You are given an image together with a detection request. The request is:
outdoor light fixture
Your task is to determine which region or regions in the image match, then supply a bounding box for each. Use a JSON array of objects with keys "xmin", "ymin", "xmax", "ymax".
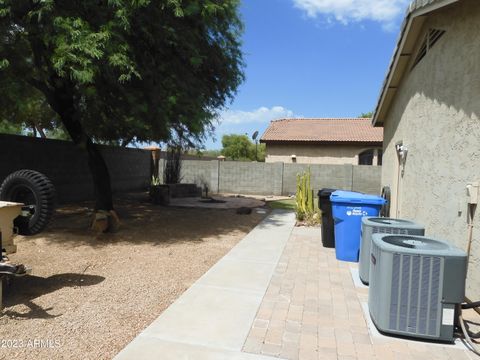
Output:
[{"xmin": 395, "ymin": 143, "xmax": 408, "ymax": 165}]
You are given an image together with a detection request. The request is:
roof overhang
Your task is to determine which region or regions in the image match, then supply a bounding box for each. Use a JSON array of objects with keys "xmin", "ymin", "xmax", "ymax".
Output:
[
  {"xmin": 372, "ymin": 0, "xmax": 459, "ymax": 126},
  {"xmin": 260, "ymin": 140, "xmax": 383, "ymax": 146}
]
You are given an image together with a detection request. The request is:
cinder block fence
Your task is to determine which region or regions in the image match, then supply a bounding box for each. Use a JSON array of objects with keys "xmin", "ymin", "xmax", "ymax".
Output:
[
  {"xmin": 159, "ymin": 159, "xmax": 382, "ymax": 196},
  {"xmin": 0, "ymin": 134, "xmax": 151, "ymax": 203}
]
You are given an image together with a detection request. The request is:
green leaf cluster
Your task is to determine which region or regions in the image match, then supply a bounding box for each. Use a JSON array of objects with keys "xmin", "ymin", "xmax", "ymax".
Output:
[
  {"xmin": 220, "ymin": 134, "xmax": 265, "ymax": 161},
  {"xmin": 0, "ymin": 0, "xmax": 245, "ymax": 146},
  {"xmin": 359, "ymin": 111, "xmax": 373, "ymax": 118},
  {"xmin": 0, "ymin": 84, "xmax": 63, "ymax": 137}
]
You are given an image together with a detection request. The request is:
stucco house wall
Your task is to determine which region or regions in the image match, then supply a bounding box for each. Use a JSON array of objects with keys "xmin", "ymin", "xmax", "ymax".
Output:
[
  {"xmin": 265, "ymin": 143, "xmax": 382, "ymax": 165},
  {"xmin": 381, "ymin": 0, "xmax": 480, "ymax": 300}
]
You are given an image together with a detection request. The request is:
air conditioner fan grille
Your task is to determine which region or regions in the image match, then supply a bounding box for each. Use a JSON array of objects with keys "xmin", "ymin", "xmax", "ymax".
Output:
[{"xmin": 389, "ymin": 254, "xmax": 442, "ymax": 336}]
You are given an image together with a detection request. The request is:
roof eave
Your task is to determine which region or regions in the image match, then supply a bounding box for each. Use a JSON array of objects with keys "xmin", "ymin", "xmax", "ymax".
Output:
[
  {"xmin": 260, "ymin": 140, "xmax": 383, "ymax": 145},
  {"xmin": 372, "ymin": 0, "xmax": 459, "ymax": 127}
]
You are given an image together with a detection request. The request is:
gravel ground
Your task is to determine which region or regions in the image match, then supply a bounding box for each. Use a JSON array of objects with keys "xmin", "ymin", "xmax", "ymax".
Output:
[{"xmin": 0, "ymin": 194, "xmax": 268, "ymax": 360}]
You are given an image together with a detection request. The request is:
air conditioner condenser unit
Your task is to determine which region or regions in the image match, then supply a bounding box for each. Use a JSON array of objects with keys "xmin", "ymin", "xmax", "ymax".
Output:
[
  {"xmin": 359, "ymin": 217, "xmax": 425, "ymax": 284},
  {"xmin": 368, "ymin": 234, "xmax": 467, "ymax": 342}
]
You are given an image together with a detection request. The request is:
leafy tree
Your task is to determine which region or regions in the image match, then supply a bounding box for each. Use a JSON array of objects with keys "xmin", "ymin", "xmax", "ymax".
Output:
[
  {"xmin": 0, "ymin": 119, "xmax": 23, "ymax": 135},
  {"xmin": 187, "ymin": 149, "xmax": 222, "ymax": 158},
  {"xmin": 203, "ymin": 150, "xmax": 222, "ymax": 157},
  {"xmin": 0, "ymin": 0, "xmax": 244, "ymax": 214},
  {"xmin": 359, "ymin": 111, "xmax": 373, "ymax": 118},
  {"xmin": 45, "ymin": 127, "xmax": 70, "ymax": 141},
  {"xmin": 0, "ymin": 86, "xmax": 62, "ymax": 137},
  {"xmin": 221, "ymin": 134, "xmax": 265, "ymax": 161},
  {"xmin": 256, "ymin": 142, "xmax": 266, "ymax": 162},
  {"xmin": 221, "ymin": 134, "xmax": 251, "ymax": 160}
]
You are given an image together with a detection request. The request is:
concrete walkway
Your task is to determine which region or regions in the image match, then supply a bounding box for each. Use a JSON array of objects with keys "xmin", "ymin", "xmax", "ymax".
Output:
[{"xmin": 115, "ymin": 210, "xmax": 296, "ymax": 360}]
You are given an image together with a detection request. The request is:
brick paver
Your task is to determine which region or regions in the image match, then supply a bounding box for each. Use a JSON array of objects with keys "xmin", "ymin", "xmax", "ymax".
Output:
[{"xmin": 242, "ymin": 226, "xmax": 473, "ymax": 360}]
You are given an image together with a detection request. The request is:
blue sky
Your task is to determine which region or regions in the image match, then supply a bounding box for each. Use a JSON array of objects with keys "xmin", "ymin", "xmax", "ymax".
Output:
[{"xmin": 204, "ymin": 0, "xmax": 410, "ymax": 149}]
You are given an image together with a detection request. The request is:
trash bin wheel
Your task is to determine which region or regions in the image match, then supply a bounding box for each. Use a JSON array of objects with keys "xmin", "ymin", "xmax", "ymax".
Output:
[{"xmin": 0, "ymin": 170, "xmax": 56, "ymax": 235}]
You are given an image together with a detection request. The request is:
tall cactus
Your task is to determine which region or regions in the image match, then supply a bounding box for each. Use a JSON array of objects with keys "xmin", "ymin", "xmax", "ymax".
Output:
[{"xmin": 295, "ymin": 167, "xmax": 315, "ymax": 221}]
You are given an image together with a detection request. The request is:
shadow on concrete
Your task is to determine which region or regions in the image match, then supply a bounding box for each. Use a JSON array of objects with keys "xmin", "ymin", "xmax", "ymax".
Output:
[{"xmin": 254, "ymin": 209, "xmax": 294, "ymax": 230}]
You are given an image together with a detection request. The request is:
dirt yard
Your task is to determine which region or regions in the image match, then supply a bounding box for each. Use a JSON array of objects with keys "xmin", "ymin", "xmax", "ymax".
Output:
[{"xmin": 0, "ymin": 193, "xmax": 268, "ymax": 360}]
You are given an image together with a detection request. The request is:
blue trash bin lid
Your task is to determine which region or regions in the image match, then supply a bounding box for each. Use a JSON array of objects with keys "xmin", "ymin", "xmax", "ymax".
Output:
[{"xmin": 330, "ymin": 190, "xmax": 386, "ymax": 205}]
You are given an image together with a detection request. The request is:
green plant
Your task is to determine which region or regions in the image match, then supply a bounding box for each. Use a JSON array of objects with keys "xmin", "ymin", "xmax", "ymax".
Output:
[
  {"xmin": 295, "ymin": 168, "xmax": 319, "ymax": 225},
  {"xmin": 151, "ymin": 176, "xmax": 161, "ymax": 186}
]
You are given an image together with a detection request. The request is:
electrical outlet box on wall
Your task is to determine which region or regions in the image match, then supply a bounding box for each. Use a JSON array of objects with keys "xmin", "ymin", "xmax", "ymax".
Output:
[{"xmin": 466, "ymin": 182, "xmax": 479, "ymax": 205}]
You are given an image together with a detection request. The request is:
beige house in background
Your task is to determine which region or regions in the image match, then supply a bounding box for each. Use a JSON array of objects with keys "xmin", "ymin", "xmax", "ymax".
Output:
[
  {"xmin": 261, "ymin": 118, "xmax": 383, "ymax": 165},
  {"xmin": 373, "ymin": 0, "xmax": 480, "ymax": 300}
]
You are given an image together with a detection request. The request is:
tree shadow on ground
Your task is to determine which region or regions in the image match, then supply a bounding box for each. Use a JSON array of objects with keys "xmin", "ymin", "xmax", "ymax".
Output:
[
  {"xmin": 254, "ymin": 209, "xmax": 294, "ymax": 229},
  {"xmin": 22, "ymin": 192, "xmax": 274, "ymax": 249},
  {"xmin": 2, "ymin": 273, "xmax": 105, "ymax": 319}
]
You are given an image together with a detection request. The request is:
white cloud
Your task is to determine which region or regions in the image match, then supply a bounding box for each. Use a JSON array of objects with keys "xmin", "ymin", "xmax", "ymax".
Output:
[
  {"xmin": 219, "ymin": 106, "xmax": 296, "ymax": 125},
  {"xmin": 292, "ymin": 0, "xmax": 410, "ymax": 27}
]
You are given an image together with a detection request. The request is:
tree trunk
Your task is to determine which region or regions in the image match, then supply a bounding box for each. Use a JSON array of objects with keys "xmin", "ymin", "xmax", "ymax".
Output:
[
  {"xmin": 85, "ymin": 138, "xmax": 114, "ymax": 211},
  {"xmin": 36, "ymin": 125, "xmax": 47, "ymax": 138},
  {"xmin": 47, "ymin": 87, "xmax": 114, "ymax": 212},
  {"xmin": 62, "ymin": 123, "xmax": 114, "ymax": 211}
]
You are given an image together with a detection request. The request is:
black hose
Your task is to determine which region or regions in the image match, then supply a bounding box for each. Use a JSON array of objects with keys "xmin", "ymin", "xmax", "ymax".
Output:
[{"xmin": 462, "ymin": 300, "xmax": 480, "ymax": 309}]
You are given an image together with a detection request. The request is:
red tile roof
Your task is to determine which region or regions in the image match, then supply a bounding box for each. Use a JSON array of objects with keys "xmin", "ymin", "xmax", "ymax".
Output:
[{"xmin": 260, "ymin": 118, "xmax": 383, "ymax": 143}]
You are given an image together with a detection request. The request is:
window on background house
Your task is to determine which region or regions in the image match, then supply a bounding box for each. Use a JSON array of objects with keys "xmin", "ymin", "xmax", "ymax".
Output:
[
  {"xmin": 358, "ymin": 149, "xmax": 374, "ymax": 165},
  {"xmin": 378, "ymin": 149, "xmax": 383, "ymax": 166}
]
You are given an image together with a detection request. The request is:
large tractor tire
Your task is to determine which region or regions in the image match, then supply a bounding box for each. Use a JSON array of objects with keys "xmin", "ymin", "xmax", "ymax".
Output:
[{"xmin": 0, "ymin": 170, "xmax": 56, "ymax": 235}]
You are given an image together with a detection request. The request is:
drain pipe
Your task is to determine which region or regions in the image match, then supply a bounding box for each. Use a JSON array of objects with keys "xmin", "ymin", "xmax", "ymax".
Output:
[
  {"xmin": 466, "ymin": 207, "xmax": 475, "ymax": 251},
  {"xmin": 463, "ymin": 201, "xmax": 479, "ymax": 317},
  {"xmin": 464, "ymin": 183, "xmax": 478, "ymax": 310},
  {"xmin": 394, "ymin": 142, "xmax": 407, "ymax": 217},
  {"xmin": 459, "ymin": 184, "xmax": 479, "ymax": 355}
]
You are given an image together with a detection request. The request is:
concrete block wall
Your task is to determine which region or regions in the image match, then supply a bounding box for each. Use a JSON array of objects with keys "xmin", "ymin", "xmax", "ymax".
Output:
[
  {"xmin": 0, "ymin": 134, "xmax": 150, "ymax": 203},
  {"xmin": 352, "ymin": 166, "xmax": 383, "ymax": 194},
  {"xmin": 218, "ymin": 162, "xmax": 284, "ymax": 195},
  {"xmin": 282, "ymin": 164, "xmax": 353, "ymax": 195},
  {"xmin": 102, "ymin": 146, "xmax": 151, "ymax": 192},
  {"xmin": 175, "ymin": 159, "xmax": 381, "ymax": 196},
  {"xmin": 180, "ymin": 160, "xmax": 213, "ymax": 189}
]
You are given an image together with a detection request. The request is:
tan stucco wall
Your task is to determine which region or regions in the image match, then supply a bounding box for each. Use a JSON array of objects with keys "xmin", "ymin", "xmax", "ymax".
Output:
[
  {"xmin": 265, "ymin": 143, "xmax": 381, "ymax": 165},
  {"xmin": 381, "ymin": 0, "xmax": 480, "ymax": 300}
]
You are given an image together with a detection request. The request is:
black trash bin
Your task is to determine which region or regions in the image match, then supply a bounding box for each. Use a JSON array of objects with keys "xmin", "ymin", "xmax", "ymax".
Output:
[{"xmin": 318, "ymin": 188, "xmax": 336, "ymax": 248}]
